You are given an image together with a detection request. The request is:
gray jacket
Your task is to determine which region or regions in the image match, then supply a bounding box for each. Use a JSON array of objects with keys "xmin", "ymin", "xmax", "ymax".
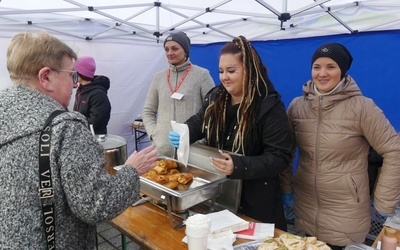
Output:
[
  {"xmin": 0, "ymin": 85, "xmax": 140, "ymax": 249},
  {"xmin": 142, "ymin": 60, "xmax": 215, "ymax": 157}
]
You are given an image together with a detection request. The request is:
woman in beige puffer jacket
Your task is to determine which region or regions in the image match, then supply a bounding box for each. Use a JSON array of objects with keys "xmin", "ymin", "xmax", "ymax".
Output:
[{"xmin": 287, "ymin": 43, "xmax": 400, "ymax": 248}]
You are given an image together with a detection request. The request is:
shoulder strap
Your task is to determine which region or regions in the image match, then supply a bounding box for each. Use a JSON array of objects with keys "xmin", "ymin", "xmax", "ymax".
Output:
[
  {"xmin": 38, "ymin": 109, "xmax": 66, "ymax": 250},
  {"xmin": 42, "ymin": 110, "xmax": 66, "ymax": 128}
]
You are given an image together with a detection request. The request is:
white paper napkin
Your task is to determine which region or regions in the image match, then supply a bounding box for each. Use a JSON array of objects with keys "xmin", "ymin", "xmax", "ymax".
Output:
[{"xmin": 171, "ymin": 121, "xmax": 190, "ymax": 167}]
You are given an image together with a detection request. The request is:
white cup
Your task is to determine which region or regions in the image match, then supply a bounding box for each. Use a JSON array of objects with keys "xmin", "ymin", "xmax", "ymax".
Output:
[{"xmin": 185, "ymin": 214, "xmax": 211, "ymax": 250}]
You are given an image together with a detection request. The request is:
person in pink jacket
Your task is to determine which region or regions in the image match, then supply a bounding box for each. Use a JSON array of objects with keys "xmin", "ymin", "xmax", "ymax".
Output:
[{"xmin": 286, "ymin": 43, "xmax": 400, "ymax": 249}]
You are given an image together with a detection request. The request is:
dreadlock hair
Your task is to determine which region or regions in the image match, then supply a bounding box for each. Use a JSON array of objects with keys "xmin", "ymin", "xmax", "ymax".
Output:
[{"xmin": 202, "ymin": 35, "xmax": 269, "ymax": 154}]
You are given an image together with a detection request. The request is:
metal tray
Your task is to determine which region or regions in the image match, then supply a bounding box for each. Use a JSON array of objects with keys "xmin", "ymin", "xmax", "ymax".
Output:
[
  {"xmin": 344, "ymin": 244, "xmax": 378, "ymax": 250},
  {"xmin": 188, "ymin": 143, "xmax": 242, "ymax": 213},
  {"xmin": 233, "ymin": 239, "xmax": 264, "ymax": 250},
  {"xmin": 140, "ymin": 157, "xmax": 227, "ymax": 213},
  {"xmin": 232, "ymin": 240, "xmax": 379, "ymax": 250}
]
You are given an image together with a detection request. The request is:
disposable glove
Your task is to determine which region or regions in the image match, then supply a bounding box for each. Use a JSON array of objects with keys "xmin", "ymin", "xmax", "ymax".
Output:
[
  {"xmin": 378, "ymin": 209, "xmax": 398, "ymax": 218},
  {"xmin": 282, "ymin": 193, "xmax": 294, "ymax": 222},
  {"xmin": 168, "ymin": 131, "xmax": 180, "ymax": 148}
]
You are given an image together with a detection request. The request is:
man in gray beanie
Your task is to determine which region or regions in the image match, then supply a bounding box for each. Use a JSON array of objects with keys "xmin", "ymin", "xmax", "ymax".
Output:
[
  {"xmin": 143, "ymin": 31, "xmax": 215, "ymax": 157},
  {"xmin": 164, "ymin": 31, "xmax": 191, "ymax": 58}
]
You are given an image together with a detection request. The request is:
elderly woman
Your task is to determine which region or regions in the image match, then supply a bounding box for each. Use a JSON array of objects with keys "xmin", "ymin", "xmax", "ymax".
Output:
[
  {"xmin": 0, "ymin": 32, "xmax": 157, "ymax": 249},
  {"xmin": 286, "ymin": 43, "xmax": 400, "ymax": 249}
]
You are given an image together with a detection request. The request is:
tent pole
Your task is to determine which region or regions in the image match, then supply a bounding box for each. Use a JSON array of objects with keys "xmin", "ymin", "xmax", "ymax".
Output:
[
  {"xmin": 283, "ymin": 0, "xmax": 287, "ymax": 13},
  {"xmin": 314, "ymin": 0, "xmax": 355, "ymax": 33},
  {"xmin": 290, "ymin": 0, "xmax": 331, "ymax": 16},
  {"xmin": 292, "ymin": 2, "xmax": 359, "ymax": 17},
  {"xmin": 255, "ymin": 0, "xmax": 281, "ymax": 17},
  {"xmin": 160, "ymin": 1, "xmax": 234, "ymax": 39}
]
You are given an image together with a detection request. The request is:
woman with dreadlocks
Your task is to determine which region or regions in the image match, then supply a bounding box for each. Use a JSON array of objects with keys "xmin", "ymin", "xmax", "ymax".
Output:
[{"xmin": 169, "ymin": 36, "xmax": 293, "ymax": 230}]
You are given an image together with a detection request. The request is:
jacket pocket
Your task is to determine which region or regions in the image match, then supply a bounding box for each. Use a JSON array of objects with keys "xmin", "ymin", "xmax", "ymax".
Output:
[{"xmin": 346, "ymin": 174, "xmax": 360, "ymax": 203}]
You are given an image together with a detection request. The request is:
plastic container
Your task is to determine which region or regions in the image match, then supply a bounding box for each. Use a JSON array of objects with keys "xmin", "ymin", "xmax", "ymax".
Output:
[
  {"xmin": 185, "ymin": 214, "xmax": 211, "ymax": 250},
  {"xmin": 394, "ymin": 202, "xmax": 400, "ymax": 223},
  {"xmin": 381, "ymin": 227, "xmax": 397, "ymax": 250}
]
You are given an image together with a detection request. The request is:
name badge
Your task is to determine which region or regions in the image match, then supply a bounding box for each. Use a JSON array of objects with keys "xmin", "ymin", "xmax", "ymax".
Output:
[{"xmin": 171, "ymin": 92, "xmax": 184, "ymax": 100}]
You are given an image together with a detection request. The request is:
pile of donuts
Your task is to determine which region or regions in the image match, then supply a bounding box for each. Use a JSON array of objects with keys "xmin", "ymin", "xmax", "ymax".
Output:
[{"xmin": 142, "ymin": 159, "xmax": 194, "ymax": 190}]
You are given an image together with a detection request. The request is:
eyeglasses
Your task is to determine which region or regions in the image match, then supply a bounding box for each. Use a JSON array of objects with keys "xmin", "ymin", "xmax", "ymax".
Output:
[
  {"xmin": 52, "ymin": 69, "xmax": 78, "ymax": 84},
  {"xmin": 59, "ymin": 70, "xmax": 78, "ymax": 84}
]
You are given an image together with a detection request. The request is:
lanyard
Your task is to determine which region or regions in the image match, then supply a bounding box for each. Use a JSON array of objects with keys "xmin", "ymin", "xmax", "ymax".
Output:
[
  {"xmin": 39, "ymin": 110, "xmax": 66, "ymax": 250},
  {"xmin": 167, "ymin": 64, "xmax": 192, "ymax": 94}
]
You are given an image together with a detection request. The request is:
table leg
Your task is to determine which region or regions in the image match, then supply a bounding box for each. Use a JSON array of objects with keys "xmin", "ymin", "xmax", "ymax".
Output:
[
  {"xmin": 121, "ymin": 233, "xmax": 127, "ymax": 250},
  {"xmin": 134, "ymin": 128, "xmax": 138, "ymax": 151}
]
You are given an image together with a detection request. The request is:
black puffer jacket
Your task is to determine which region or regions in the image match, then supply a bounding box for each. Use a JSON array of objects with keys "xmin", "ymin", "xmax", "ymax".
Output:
[
  {"xmin": 186, "ymin": 85, "xmax": 293, "ymax": 230},
  {"xmin": 74, "ymin": 75, "xmax": 111, "ymax": 134}
]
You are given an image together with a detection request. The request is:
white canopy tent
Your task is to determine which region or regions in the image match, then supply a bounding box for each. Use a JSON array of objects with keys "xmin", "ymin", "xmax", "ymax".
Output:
[
  {"xmin": 0, "ymin": 0, "xmax": 399, "ymax": 154},
  {"xmin": 0, "ymin": 0, "xmax": 400, "ymax": 43}
]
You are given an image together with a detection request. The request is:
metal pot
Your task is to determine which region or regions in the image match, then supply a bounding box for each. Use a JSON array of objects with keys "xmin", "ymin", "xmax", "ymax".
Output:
[{"xmin": 96, "ymin": 134, "xmax": 127, "ymax": 175}]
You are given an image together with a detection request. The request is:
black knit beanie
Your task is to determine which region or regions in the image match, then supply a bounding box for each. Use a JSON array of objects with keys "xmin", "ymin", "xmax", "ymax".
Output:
[
  {"xmin": 164, "ymin": 31, "xmax": 191, "ymax": 57},
  {"xmin": 311, "ymin": 43, "xmax": 353, "ymax": 78}
]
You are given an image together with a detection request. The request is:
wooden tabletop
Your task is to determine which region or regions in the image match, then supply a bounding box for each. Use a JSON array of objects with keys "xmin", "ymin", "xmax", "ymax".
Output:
[
  {"xmin": 130, "ymin": 121, "xmax": 145, "ymax": 130},
  {"xmin": 109, "ymin": 202, "xmax": 286, "ymax": 250}
]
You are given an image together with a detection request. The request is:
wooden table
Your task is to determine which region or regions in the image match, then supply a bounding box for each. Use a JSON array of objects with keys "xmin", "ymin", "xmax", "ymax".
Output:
[{"xmin": 109, "ymin": 202, "xmax": 286, "ymax": 250}]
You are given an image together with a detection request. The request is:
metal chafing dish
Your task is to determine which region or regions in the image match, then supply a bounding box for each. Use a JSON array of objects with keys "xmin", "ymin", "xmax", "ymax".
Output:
[
  {"xmin": 139, "ymin": 143, "xmax": 242, "ymax": 229},
  {"xmin": 140, "ymin": 157, "xmax": 226, "ymax": 212},
  {"xmin": 187, "ymin": 143, "xmax": 242, "ymax": 214}
]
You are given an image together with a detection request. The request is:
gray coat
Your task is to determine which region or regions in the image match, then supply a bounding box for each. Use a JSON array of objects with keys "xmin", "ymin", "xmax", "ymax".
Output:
[
  {"xmin": 0, "ymin": 85, "xmax": 140, "ymax": 249},
  {"xmin": 142, "ymin": 60, "xmax": 215, "ymax": 157}
]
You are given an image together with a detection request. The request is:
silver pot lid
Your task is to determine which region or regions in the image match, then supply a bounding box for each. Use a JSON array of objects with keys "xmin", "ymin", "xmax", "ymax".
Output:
[{"xmin": 95, "ymin": 134, "xmax": 126, "ymax": 149}]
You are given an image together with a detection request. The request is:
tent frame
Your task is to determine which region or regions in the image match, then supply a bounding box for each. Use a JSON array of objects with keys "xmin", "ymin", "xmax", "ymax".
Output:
[{"xmin": 0, "ymin": 0, "xmax": 399, "ymax": 43}]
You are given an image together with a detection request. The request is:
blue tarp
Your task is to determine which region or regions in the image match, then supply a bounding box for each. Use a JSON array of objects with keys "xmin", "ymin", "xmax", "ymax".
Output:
[{"xmin": 191, "ymin": 30, "xmax": 400, "ymax": 132}]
